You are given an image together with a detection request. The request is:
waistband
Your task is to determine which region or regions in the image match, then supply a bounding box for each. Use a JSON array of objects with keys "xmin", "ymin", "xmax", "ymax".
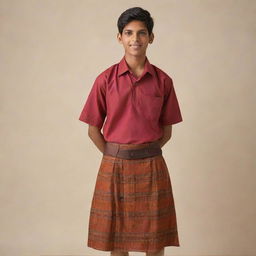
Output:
[
  {"xmin": 103, "ymin": 140, "xmax": 162, "ymax": 160},
  {"xmin": 105, "ymin": 139, "xmax": 160, "ymax": 148}
]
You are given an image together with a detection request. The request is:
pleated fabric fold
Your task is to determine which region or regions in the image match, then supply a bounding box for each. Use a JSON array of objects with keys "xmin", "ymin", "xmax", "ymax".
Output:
[{"xmin": 87, "ymin": 143, "xmax": 180, "ymax": 253}]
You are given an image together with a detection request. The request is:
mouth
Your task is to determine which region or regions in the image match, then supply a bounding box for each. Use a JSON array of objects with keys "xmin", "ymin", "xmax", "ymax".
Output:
[{"xmin": 130, "ymin": 44, "xmax": 142, "ymax": 49}]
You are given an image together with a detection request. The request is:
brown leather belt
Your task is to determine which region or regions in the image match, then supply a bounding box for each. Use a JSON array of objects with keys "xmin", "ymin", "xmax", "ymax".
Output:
[{"xmin": 103, "ymin": 141, "xmax": 162, "ymax": 159}]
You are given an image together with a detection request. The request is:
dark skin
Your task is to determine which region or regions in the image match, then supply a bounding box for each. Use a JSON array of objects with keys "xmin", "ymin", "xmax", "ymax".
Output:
[{"xmin": 88, "ymin": 20, "xmax": 172, "ymax": 153}]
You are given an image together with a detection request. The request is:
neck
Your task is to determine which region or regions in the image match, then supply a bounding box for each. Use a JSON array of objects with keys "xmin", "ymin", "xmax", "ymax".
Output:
[{"xmin": 124, "ymin": 54, "xmax": 146, "ymax": 70}]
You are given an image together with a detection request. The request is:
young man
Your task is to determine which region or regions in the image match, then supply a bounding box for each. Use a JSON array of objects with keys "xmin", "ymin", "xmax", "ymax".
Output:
[{"xmin": 79, "ymin": 7, "xmax": 183, "ymax": 256}]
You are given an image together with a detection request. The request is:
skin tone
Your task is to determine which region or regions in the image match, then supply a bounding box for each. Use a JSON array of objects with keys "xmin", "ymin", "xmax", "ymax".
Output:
[
  {"xmin": 117, "ymin": 20, "xmax": 154, "ymax": 77},
  {"xmin": 88, "ymin": 20, "xmax": 172, "ymax": 153}
]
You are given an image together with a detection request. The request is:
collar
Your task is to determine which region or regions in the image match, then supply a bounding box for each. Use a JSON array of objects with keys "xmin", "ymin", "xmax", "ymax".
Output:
[{"xmin": 117, "ymin": 55, "xmax": 155, "ymax": 77}]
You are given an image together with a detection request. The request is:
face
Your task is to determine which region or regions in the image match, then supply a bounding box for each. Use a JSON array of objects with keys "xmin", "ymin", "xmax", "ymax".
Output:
[{"xmin": 117, "ymin": 20, "xmax": 154, "ymax": 57}]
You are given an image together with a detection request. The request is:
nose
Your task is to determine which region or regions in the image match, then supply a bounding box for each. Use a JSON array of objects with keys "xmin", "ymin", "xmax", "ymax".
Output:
[{"xmin": 132, "ymin": 33, "xmax": 139, "ymax": 41}]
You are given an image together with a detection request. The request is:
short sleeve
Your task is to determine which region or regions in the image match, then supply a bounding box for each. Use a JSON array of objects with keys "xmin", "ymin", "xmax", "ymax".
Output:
[
  {"xmin": 159, "ymin": 76, "xmax": 183, "ymax": 125},
  {"xmin": 78, "ymin": 73, "xmax": 107, "ymax": 129}
]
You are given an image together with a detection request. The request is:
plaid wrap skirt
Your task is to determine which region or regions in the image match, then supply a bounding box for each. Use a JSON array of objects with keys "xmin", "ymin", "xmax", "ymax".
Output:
[{"xmin": 87, "ymin": 142, "xmax": 180, "ymax": 252}]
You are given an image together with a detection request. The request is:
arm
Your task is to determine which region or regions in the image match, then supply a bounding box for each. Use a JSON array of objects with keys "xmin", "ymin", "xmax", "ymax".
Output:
[
  {"xmin": 157, "ymin": 125, "xmax": 172, "ymax": 148},
  {"xmin": 88, "ymin": 125, "xmax": 106, "ymax": 153}
]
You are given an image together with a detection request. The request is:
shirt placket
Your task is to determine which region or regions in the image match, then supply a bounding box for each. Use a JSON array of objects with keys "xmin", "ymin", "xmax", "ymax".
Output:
[{"xmin": 127, "ymin": 72, "xmax": 139, "ymax": 104}]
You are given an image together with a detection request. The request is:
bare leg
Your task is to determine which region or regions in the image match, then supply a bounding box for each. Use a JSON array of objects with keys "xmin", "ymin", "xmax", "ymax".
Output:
[
  {"xmin": 110, "ymin": 250, "xmax": 129, "ymax": 256},
  {"xmin": 146, "ymin": 247, "xmax": 164, "ymax": 256}
]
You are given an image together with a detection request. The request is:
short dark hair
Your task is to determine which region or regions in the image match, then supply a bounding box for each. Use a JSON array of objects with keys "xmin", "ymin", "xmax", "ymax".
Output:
[{"xmin": 117, "ymin": 7, "xmax": 154, "ymax": 36}]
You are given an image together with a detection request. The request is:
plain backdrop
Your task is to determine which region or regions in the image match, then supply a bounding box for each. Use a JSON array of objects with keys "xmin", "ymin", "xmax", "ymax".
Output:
[{"xmin": 0, "ymin": 0, "xmax": 255, "ymax": 256}]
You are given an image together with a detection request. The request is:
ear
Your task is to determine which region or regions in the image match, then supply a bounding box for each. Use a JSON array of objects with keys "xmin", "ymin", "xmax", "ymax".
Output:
[
  {"xmin": 149, "ymin": 32, "xmax": 154, "ymax": 44},
  {"xmin": 117, "ymin": 32, "xmax": 122, "ymax": 44}
]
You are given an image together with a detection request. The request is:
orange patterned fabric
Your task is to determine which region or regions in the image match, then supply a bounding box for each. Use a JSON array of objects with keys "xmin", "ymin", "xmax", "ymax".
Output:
[{"xmin": 87, "ymin": 142, "xmax": 180, "ymax": 252}]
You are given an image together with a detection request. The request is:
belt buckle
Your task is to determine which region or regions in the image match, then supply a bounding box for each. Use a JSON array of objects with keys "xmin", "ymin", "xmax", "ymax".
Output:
[
  {"xmin": 129, "ymin": 150, "xmax": 135, "ymax": 157},
  {"xmin": 128, "ymin": 147, "xmax": 149, "ymax": 159}
]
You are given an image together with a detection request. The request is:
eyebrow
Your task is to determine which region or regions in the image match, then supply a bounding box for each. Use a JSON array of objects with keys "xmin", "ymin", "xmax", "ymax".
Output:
[{"xmin": 124, "ymin": 29, "xmax": 147, "ymax": 32}]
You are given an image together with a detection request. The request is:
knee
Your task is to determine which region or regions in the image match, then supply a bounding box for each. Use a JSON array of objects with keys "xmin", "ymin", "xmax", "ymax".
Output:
[
  {"xmin": 111, "ymin": 250, "xmax": 129, "ymax": 256},
  {"xmin": 146, "ymin": 247, "xmax": 164, "ymax": 256}
]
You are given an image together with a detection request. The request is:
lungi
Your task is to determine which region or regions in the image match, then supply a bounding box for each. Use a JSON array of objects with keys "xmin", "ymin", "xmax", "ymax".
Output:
[{"xmin": 87, "ymin": 141, "xmax": 180, "ymax": 252}]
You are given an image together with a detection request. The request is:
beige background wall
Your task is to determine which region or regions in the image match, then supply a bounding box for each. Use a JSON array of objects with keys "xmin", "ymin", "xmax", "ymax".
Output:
[{"xmin": 0, "ymin": 0, "xmax": 255, "ymax": 256}]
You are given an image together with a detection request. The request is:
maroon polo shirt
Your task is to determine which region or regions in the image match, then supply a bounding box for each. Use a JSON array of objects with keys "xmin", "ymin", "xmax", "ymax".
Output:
[{"xmin": 78, "ymin": 55, "xmax": 183, "ymax": 144}]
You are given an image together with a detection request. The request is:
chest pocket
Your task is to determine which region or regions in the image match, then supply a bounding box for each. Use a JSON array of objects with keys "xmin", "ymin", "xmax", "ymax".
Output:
[{"xmin": 138, "ymin": 93, "xmax": 164, "ymax": 121}]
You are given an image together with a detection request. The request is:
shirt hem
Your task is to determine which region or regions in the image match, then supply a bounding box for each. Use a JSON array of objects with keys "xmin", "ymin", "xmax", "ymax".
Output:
[{"xmin": 78, "ymin": 117, "xmax": 103, "ymax": 129}]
